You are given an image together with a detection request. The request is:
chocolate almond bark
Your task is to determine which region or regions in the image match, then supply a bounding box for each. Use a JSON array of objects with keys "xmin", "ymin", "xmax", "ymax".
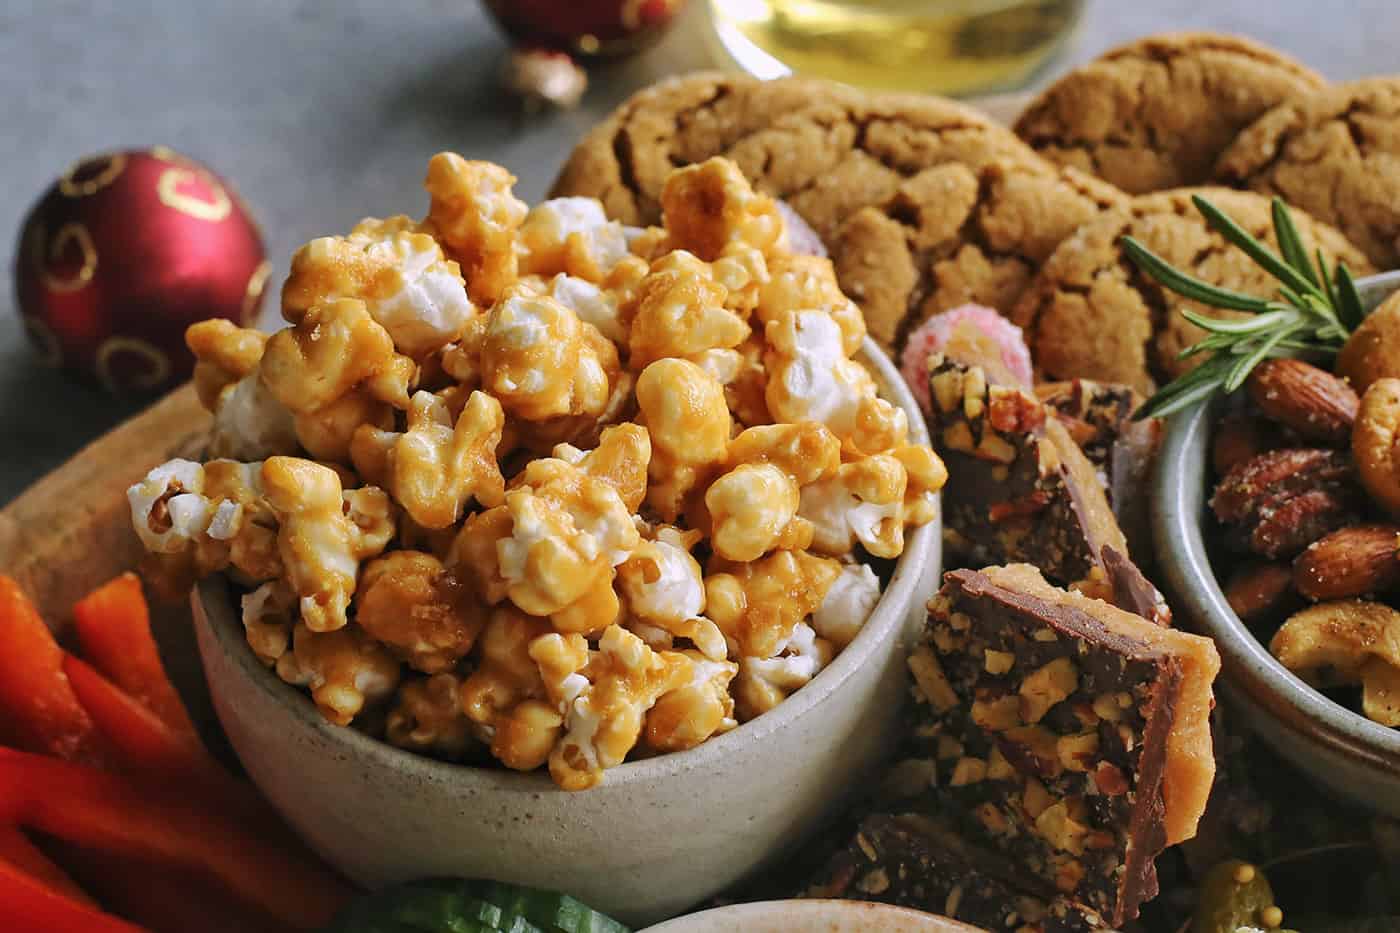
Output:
[
  {"xmin": 927, "ymin": 355, "xmax": 1169, "ymax": 625},
  {"xmin": 1037, "ymin": 379, "xmax": 1162, "ymax": 573},
  {"xmin": 908, "ymin": 564, "xmax": 1220, "ymax": 926},
  {"xmin": 809, "ymin": 813, "xmax": 1108, "ymax": 932}
]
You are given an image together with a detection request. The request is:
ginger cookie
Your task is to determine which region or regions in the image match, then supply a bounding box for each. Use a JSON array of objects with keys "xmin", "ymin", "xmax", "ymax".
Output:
[
  {"xmin": 1015, "ymin": 33, "xmax": 1324, "ymax": 195},
  {"xmin": 1215, "ymin": 77, "xmax": 1400, "ymax": 269},
  {"xmin": 551, "ymin": 72, "xmax": 1128, "ymax": 351},
  {"xmin": 1010, "ymin": 188, "xmax": 1372, "ymax": 394}
]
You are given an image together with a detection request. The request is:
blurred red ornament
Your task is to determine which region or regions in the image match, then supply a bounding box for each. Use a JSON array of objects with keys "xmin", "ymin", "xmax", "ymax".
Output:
[
  {"xmin": 12, "ymin": 147, "xmax": 268, "ymax": 395},
  {"xmin": 483, "ymin": 0, "xmax": 686, "ymax": 58}
]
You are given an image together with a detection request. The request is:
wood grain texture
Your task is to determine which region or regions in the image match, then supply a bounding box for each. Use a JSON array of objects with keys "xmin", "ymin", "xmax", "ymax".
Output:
[{"xmin": 0, "ymin": 383, "xmax": 208, "ymax": 623}]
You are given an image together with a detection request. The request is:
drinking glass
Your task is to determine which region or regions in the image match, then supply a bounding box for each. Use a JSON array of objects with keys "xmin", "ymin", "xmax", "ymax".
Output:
[{"xmin": 706, "ymin": 0, "xmax": 1085, "ymax": 96}]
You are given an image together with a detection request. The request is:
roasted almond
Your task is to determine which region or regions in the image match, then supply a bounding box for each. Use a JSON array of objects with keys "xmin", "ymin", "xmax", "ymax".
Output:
[
  {"xmin": 1246, "ymin": 358, "xmax": 1359, "ymax": 445},
  {"xmin": 1223, "ymin": 561, "xmax": 1299, "ymax": 624},
  {"xmin": 1211, "ymin": 411, "xmax": 1285, "ymax": 477},
  {"xmin": 1293, "ymin": 524, "xmax": 1400, "ymax": 601}
]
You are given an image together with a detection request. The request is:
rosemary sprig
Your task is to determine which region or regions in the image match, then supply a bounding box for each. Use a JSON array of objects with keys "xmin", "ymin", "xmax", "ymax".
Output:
[{"xmin": 1124, "ymin": 195, "xmax": 1363, "ymax": 420}]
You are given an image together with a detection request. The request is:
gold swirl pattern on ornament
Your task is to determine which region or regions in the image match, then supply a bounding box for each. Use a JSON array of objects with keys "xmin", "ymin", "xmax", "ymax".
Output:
[
  {"xmin": 59, "ymin": 153, "xmax": 128, "ymax": 198},
  {"xmin": 21, "ymin": 314, "xmax": 63, "ymax": 368},
  {"xmin": 241, "ymin": 260, "xmax": 273, "ymax": 323},
  {"xmin": 95, "ymin": 336, "xmax": 171, "ymax": 394},
  {"xmin": 156, "ymin": 167, "xmax": 232, "ymax": 222},
  {"xmin": 36, "ymin": 222, "xmax": 98, "ymax": 294},
  {"xmin": 150, "ymin": 145, "xmax": 185, "ymax": 164}
]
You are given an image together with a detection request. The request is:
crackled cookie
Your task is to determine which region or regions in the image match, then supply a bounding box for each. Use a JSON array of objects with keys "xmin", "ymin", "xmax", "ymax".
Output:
[
  {"xmin": 1010, "ymin": 188, "xmax": 1372, "ymax": 394},
  {"xmin": 1015, "ymin": 33, "xmax": 1324, "ymax": 194},
  {"xmin": 551, "ymin": 73, "xmax": 1128, "ymax": 351},
  {"xmin": 1215, "ymin": 77, "xmax": 1400, "ymax": 269}
]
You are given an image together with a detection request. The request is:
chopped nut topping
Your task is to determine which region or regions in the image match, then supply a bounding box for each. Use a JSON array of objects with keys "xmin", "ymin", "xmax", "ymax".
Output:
[
  {"xmin": 1019, "ymin": 657, "xmax": 1078, "ymax": 723},
  {"xmin": 949, "ymin": 757, "xmax": 988, "ymax": 786},
  {"xmin": 909, "ymin": 646, "xmax": 960, "ymax": 712},
  {"xmin": 984, "ymin": 649, "xmax": 1015, "ymax": 674}
]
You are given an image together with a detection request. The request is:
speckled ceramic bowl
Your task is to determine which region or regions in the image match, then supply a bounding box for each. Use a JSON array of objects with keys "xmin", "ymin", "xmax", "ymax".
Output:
[
  {"xmin": 639, "ymin": 899, "xmax": 979, "ymax": 932},
  {"xmin": 192, "ymin": 339, "xmax": 941, "ymax": 929},
  {"xmin": 1152, "ymin": 270, "xmax": 1400, "ymax": 817}
]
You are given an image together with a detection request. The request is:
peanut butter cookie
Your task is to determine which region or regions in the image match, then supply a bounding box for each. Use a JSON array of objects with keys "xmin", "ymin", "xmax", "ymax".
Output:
[
  {"xmin": 551, "ymin": 73, "xmax": 1128, "ymax": 351},
  {"xmin": 1215, "ymin": 77, "xmax": 1400, "ymax": 269},
  {"xmin": 1015, "ymin": 33, "xmax": 1324, "ymax": 195},
  {"xmin": 1010, "ymin": 188, "xmax": 1372, "ymax": 394}
]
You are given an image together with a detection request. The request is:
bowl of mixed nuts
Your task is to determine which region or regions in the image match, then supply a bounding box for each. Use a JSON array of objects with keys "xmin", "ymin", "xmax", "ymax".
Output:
[{"xmin": 1154, "ymin": 263, "xmax": 1400, "ymax": 817}]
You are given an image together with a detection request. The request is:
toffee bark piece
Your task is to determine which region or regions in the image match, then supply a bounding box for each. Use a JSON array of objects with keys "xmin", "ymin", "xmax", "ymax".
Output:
[
  {"xmin": 1037, "ymin": 380, "xmax": 1162, "ymax": 574},
  {"xmin": 927, "ymin": 356, "xmax": 1166, "ymax": 623},
  {"xmin": 909, "ymin": 565, "xmax": 1220, "ymax": 926},
  {"xmin": 809, "ymin": 813, "xmax": 1108, "ymax": 933}
]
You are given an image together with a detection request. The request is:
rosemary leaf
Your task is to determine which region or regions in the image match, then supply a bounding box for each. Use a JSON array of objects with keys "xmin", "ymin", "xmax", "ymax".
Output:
[
  {"xmin": 1134, "ymin": 360, "xmax": 1230, "ymax": 420},
  {"xmin": 1318, "ymin": 248, "xmax": 1340, "ymax": 309},
  {"xmin": 1179, "ymin": 308, "xmax": 1296, "ymax": 335},
  {"xmin": 1121, "ymin": 236, "xmax": 1273, "ymax": 311},
  {"xmin": 1272, "ymin": 197, "xmax": 1321, "ymax": 288},
  {"xmin": 1337, "ymin": 263, "xmax": 1366, "ymax": 331},
  {"xmin": 1192, "ymin": 195, "xmax": 1328, "ymax": 304},
  {"xmin": 1127, "ymin": 195, "xmax": 1361, "ymax": 419},
  {"xmin": 1223, "ymin": 324, "xmax": 1298, "ymax": 392}
]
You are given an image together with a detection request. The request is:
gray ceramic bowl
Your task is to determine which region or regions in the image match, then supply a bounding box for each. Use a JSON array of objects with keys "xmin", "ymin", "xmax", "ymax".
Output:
[
  {"xmin": 639, "ymin": 899, "xmax": 979, "ymax": 932},
  {"xmin": 192, "ymin": 338, "xmax": 941, "ymax": 929},
  {"xmin": 1153, "ymin": 270, "xmax": 1400, "ymax": 817}
]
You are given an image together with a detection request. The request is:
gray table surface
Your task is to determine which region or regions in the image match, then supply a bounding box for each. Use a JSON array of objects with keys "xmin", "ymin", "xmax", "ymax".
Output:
[{"xmin": 3, "ymin": 0, "xmax": 1398, "ymax": 505}]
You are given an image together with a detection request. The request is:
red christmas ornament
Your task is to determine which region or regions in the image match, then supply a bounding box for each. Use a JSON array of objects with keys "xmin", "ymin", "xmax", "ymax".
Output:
[
  {"xmin": 483, "ymin": 0, "xmax": 686, "ymax": 58},
  {"xmin": 13, "ymin": 147, "xmax": 268, "ymax": 395}
]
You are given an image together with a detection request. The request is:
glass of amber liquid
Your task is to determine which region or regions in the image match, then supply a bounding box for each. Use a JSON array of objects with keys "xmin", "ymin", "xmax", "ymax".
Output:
[{"xmin": 706, "ymin": 0, "xmax": 1084, "ymax": 96}]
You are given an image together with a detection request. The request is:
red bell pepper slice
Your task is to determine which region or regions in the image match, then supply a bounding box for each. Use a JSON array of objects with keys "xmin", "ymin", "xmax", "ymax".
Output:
[
  {"xmin": 0, "ymin": 854, "xmax": 147, "ymax": 933},
  {"xmin": 57, "ymin": 846, "xmax": 298, "ymax": 933},
  {"xmin": 0, "ymin": 748, "xmax": 351, "ymax": 930},
  {"xmin": 71, "ymin": 574, "xmax": 197, "ymax": 737},
  {"xmin": 0, "ymin": 823, "xmax": 93, "ymax": 905},
  {"xmin": 0, "ymin": 576, "xmax": 109, "ymax": 764}
]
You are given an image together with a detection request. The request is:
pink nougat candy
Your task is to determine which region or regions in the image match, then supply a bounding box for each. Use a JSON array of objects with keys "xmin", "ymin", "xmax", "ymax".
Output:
[
  {"xmin": 900, "ymin": 305, "xmax": 1034, "ymax": 414},
  {"xmin": 775, "ymin": 200, "xmax": 826, "ymax": 258}
]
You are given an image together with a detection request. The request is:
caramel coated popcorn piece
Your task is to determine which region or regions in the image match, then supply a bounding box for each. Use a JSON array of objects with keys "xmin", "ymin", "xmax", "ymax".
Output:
[
  {"xmin": 497, "ymin": 453, "xmax": 640, "ymax": 631},
  {"xmin": 355, "ymin": 551, "xmax": 485, "ymax": 674},
  {"xmin": 644, "ymin": 651, "xmax": 738, "ymax": 752},
  {"xmin": 260, "ymin": 457, "xmax": 363, "ymax": 633},
  {"xmin": 518, "ymin": 197, "xmax": 631, "ymax": 283},
  {"xmin": 481, "ymin": 287, "xmax": 615, "ymax": 422},
  {"xmin": 705, "ymin": 463, "xmax": 810, "ymax": 562},
  {"xmin": 635, "ymin": 358, "xmax": 731, "ymax": 521},
  {"xmin": 549, "ymin": 624, "xmax": 692, "ymax": 790},
  {"xmin": 276, "ymin": 621, "xmax": 400, "ymax": 726},
  {"xmin": 260, "ymin": 297, "xmax": 413, "ymax": 416},
  {"xmin": 705, "ymin": 549, "xmax": 841, "ymax": 660},
  {"xmin": 423, "ymin": 153, "xmax": 526, "ymax": 305},
  {"xmin": 660, "ymin": 157, "xmax": 786, "ymax": 261},
  {"xmin": 352, "ymin": 389, "xmax": 505, "ymax": 530},
  {"xmin": 187, "ymin": 318, "xmax": 267, "ymax": 410},
  {"xmin": 282, "ymin": 215, "xmax": 477, "ymax": 358},
  {"xmin": 387, "ymin": 672, "xmax": 475, "ymax": 760},
  {"xmin": 627, "ymin": 251, "xmax": 750, "ymax": 371}
]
